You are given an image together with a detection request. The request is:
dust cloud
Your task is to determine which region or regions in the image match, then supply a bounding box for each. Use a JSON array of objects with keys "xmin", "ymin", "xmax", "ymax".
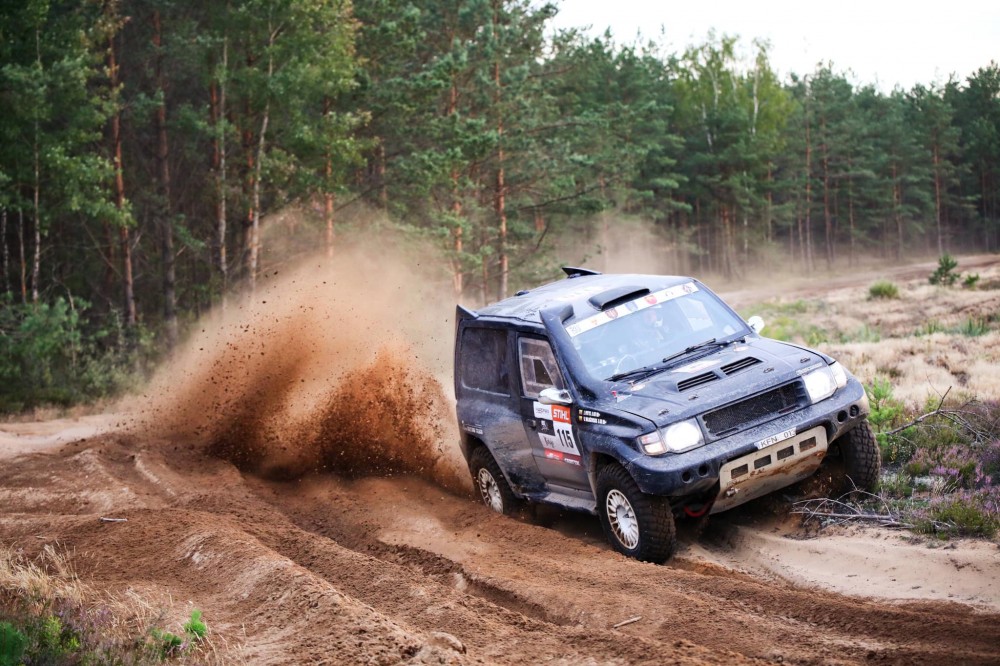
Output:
[{"xmin": 131, "ymin": 243, "xmax": 470, "ymax": 492}]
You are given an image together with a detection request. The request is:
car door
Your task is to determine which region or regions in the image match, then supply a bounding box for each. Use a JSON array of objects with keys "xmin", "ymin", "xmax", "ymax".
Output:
[
  {"xmin": 455, "ymin": 324, "xmax": 545, "ymax": 493},
  {"xmin": 516, "ymin": 335, "xmax": 590, "ymax": 492}
]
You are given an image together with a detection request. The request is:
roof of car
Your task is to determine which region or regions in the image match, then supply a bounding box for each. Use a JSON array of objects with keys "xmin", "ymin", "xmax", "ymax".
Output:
[{"xmin": 473, "ymin": 271, "xmax": 695, "ymax": 325}]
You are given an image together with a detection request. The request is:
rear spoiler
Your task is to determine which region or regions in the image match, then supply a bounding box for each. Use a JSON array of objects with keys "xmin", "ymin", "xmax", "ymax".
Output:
[{"xmin": 562, "ymin": 266, "xmax": 601, "ymax": 278}]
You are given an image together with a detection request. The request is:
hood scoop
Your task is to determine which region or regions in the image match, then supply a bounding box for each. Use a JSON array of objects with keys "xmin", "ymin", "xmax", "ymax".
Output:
[
  {"xmin": 721, "ymin": 356, "xmax": 762, "ymax": 375},
  {"xmin": 677, "ymin": 372, "xmax": 719, "ymax": 392}
]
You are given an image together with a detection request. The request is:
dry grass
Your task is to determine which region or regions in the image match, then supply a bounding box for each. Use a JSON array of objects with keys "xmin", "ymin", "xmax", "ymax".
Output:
[
  {"xmin": 744, "ymin": 261, "xmax": 1000, "ymax": 407},
  {"xmin": 0, "ymin": 545, "xmax": 241, "ymax": 664}
]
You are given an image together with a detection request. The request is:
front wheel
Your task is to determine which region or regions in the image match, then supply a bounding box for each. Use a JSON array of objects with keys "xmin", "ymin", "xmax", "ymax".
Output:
[
  {"xmin": 836, "ymin": 420, "xmax": 881, "ymax": 493},
  {"xmin": 469, "ymin": 446, "xmax": 520, "ymax": 516},
  {"xmin": 596, "ymin": 464, "xmax": 676, "ymax": 563}
]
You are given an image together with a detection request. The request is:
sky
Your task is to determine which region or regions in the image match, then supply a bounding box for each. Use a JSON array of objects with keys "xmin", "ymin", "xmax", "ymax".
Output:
[{"xmin": 545, "ymin": 0, "xmax": 1000, "ymax": 91}]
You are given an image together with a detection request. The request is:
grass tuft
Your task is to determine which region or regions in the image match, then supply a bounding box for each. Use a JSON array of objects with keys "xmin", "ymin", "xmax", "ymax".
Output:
[{"xmin": 868, "ymin": 280, "xmax": 899, "ymax": 300}]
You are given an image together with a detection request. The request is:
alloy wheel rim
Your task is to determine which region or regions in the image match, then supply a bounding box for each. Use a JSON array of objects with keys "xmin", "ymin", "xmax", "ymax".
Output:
[
  {"xmin": 478, "ymin": 468, "xmax": 503, "ymax": 513},
  {"xmin": 606, "ymin": 489, "xmax": 639, "ymax": 549}
]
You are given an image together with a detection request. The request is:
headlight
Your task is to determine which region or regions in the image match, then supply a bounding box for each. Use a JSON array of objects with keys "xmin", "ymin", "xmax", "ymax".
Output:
[
  {"xmin": 830, "ymin": 361, "xmax": 848, "ymax": 388},
  {"xmin": 662, "ymin": 419, "xmax": 705, "ymax": 453},
  {"xmin": 803, "ymin": 365, "xmax": 837, "ymax": 403},
  {"xmin": 637, "ymin": 419, "xmax": 705, "ymax": 455}
]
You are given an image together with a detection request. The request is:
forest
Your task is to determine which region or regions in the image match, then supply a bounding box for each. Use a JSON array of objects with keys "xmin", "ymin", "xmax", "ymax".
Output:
[{"xmin": 1, "ymin": 0, "xmax": 999, "ymax": 410}]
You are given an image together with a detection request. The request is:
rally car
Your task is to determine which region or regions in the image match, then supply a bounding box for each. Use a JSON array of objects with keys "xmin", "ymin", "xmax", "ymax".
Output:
[{"xmin": 454, "ymin": 268, "xmax": 880, "ymax": 562}]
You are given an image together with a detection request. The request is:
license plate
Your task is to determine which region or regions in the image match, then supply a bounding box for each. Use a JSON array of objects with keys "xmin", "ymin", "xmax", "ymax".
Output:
[{"xmin": 753, "ymin": 427, "xmax": 796, "ymax": 450}]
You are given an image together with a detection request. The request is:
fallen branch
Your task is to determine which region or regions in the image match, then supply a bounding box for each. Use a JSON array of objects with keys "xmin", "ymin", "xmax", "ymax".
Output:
[
  {"xmin": 99, "ymin": 517, "xmax": 128, "ymax": 523},
  {"xmin": 612, "ymin": 616, "xmax": 642, "ymax": 629},
  {"xmin": 882, "ymin": 386, "xmax": 951, "ymax": 436},
  {"xmin": 790, "ymin": 509, "xmax": 912, "ymax": 528}
]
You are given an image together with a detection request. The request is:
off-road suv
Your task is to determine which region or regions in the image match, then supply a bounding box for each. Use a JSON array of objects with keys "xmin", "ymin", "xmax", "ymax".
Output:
[{"xmin": 454, "ymin": 268, "xmax": 879, "ymax": 563}]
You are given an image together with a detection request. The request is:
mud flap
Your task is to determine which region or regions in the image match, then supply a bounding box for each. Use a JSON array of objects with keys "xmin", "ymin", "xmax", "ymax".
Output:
[{"xmin": 711, "ymin": 425, "xmax": 828, "ymax": 514}]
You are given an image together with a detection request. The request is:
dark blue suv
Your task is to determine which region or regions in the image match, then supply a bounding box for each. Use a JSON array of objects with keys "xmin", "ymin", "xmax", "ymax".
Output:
[{"xmin": 454, "ymin": 268, "xmax": 879, "ymax": 563}]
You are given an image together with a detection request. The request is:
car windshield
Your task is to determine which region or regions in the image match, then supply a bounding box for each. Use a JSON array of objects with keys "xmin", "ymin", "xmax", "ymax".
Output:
[{"xmin": 564, "ymin": 282, "xmax": 747, "ymax": 381}]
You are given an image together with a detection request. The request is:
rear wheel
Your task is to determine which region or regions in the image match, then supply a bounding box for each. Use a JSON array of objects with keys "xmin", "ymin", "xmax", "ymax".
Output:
[
  {"xmin": 469, "ymin": 446, "xmax": 520, "ymax": 516},
  {"xmin": 836, "ymin": 420, "xmax": 881, "ymax": 493},
  {"xmin": 596, "ymin": 464, "xmax": 676, "ymax": 563}
]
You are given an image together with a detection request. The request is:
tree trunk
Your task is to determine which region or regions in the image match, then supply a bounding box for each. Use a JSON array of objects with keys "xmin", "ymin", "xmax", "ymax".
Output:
[
  {"xmin": 892, "ymin": 162, "xmax": 903, "ymax": 261},
  {"xmin": 804, "ymin": 107, "xmax": 814, "ymax": 274},
  {"xmin": 32, "ymin": 27, "xmax": 42, "ymax": 305},
  {"xmin": 1, "ymin": 209, "xmax": 7, "ymax": 296},
  {"xmin": 110, "ymin": 30, "xmax": 136, "ymax": 325},
  {"xmin": 213, "ymin": 36, "xmax": 229, "ymax": 306},
  {"xmin": 18, "ymin": 209, "xmax": 26, "ymax": 305},
  {"xmin": 494, "ymin": 59, "xmax": 508, "ymax": 302},
  {"xmin": 153, "ymin": 10, "xmax": 178, "ymax": 347},
  {"xmin": 847, "ymin": 174, "xmax": 856, "ymax": 267},
  {"xmin": 933, "ymin": 143, "xmax": 943, "ymax": 255},
  {"xmin": 247, "ymin": 26, "xmax": 274, "ymax": 294},
  {"xmin": 821, "ymin": 118, "xmax": 833, "ymax": 269},
  {"xmin": 323, "ymin": 97, "xmax": 335, "ymax": 259}
]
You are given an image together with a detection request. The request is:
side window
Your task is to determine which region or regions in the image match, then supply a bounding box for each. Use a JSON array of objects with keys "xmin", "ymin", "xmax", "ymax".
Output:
[
  {"xmin": 519, "ymin": 337, "xmax": 566, "ymax": 399},
  {"xmin": 460, "ymin": 327, "xmax": 509, "ymax": 395}
]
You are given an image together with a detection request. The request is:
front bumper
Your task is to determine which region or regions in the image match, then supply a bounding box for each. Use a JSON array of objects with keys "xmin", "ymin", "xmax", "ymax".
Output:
[{"xmin": 624, "ymin": 377, "xmax": 868, "ymax": 498}]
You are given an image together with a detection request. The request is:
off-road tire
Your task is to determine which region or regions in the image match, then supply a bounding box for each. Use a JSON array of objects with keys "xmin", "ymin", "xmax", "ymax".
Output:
[
  {"xmin": 596, "ymin": 463, "xmax": 676, "ymax": 563},
  {"xmin": 837, "ymin": 420, "xmax": 881, "ymax": 493},
  {"xmin": 469, "ymin": 446, "xmax": 521, "ymax": 516}
]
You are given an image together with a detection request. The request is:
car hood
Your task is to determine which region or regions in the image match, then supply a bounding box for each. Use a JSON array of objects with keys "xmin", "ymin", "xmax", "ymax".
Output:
[{"xmin": 610, "ymin": 337, "xmax": 828, "ymax": 428}]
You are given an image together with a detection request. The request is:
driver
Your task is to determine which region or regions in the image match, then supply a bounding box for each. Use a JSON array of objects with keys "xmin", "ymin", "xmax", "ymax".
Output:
[{"xmin": 639, "ymin": 306, "xmax": 669, "ymax": 344}]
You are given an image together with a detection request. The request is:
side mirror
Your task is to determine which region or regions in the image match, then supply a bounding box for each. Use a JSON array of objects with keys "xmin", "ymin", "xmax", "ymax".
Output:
[
  {"xmin": 538, "ymin": 387, "xmax": 572, "ymax": 406},
  {"xmin": 747, "ymin": 315, "xmax": 765, "ymax": 334}
]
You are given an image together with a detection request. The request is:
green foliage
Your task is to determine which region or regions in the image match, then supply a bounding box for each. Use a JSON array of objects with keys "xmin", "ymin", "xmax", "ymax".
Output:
[
  {"xmin": 865, "ymin": 377, "xmax": 913, "ymax": 463},
  {"xmin": 929, "ymin": 253, "xmax": 960, "ymax": 285},
  {"xmin": 0, "ymin": 622, "xmax": 26, "ymax": 666},
  {"xmin": 868, "ymin": 280, "xmax": 899, "ymax": 299},
  {"xmin": 958, "ymin": 317, "xmax": 990, "ymax": 337},
  {"xmin": 963, "ymin": 273, "xmax": 980, "ymax": 288},
  {"xmin": 0, "ymin": 297, "xmax": 151, "ymax": 413},
  {"xmin": 183, "ymin": 610, "xmax": 207, "ymax": 641},
  {"xmin": 150, "ymin": 627, "xmax": 184, "ymax": 659},
  {"xmin": 915, "ymin": 319, "xmax": 946, "ymax": 336}
]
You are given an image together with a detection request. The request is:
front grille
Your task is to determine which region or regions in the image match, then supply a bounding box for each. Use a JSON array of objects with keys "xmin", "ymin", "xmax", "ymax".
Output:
[
  {"xmin": 703, "ymin": 382, "xmax": 803, "ymax": 437},
  {"xmin": 677, "ymin": 372, "xmax": 718, "ymax": 392}
]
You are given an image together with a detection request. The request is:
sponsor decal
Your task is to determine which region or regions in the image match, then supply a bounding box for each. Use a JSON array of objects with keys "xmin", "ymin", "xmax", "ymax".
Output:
[
  {"xmin": 565, "ymin": 282, "xmax": 700, "ymax": 338},
  {"xmin": 754, "ymin": 427, "xmax": 796, "ymax": 450},
  {"xmin": 539, "ymin": 423, "xmax": 580, "ymax": 457},
  {"xmin": 462, "ymin": 423, "xmax": 484, "ymax": 435},
  {"xmin": 533, "ymin": 402, "xmax": 552, "ymax": 419},
  {"xmin": 551, "ymin": 405, "xmax": 571, "ymax": 423},
  {"xmin": 578, "ymin": 408, "xmax": 607, "ymax": 425}
]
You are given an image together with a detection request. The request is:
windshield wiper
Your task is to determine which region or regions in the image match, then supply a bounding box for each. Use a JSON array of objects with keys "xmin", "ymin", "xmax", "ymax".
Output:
[
  {"xmin": 608, "ymin": 363, "xmax": 668, "ymax": 383},
  {"xmin": 660, "ymin": 338, "xmax": 728, "ymax": 366},
  {"xmin": 608, "ymin": 338, "xmax": 734, "ymax": 384}
]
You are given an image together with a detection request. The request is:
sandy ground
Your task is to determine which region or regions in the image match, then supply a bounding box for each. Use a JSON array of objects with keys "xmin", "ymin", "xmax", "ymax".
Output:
[{"xmin": 2, "ymin": 254, "xmax": 1000, "ymax": 664}]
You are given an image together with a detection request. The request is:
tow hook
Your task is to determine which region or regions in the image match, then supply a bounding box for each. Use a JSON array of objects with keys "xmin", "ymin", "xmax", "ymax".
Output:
[{"xmin": 725, "ymin": 487, "xmax": 739, "ymax": 498}]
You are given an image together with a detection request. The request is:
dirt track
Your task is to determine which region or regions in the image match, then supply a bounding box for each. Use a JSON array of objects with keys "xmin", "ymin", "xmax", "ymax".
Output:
[
  {"xmin": 2, "ymin": 255, "xmax": 1000, "ymax": 664},
  {"xmin": 2, "ymin": 422, "xmax": 999, "ymax": 664}
]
